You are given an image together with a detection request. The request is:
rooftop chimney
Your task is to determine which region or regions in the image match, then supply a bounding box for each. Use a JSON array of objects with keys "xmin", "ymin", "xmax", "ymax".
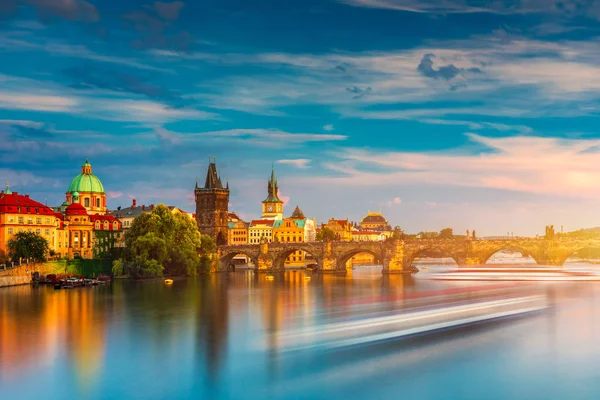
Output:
[{"xmin": 132, "ymin": 199, "xmax": 137, "ymax": 208}]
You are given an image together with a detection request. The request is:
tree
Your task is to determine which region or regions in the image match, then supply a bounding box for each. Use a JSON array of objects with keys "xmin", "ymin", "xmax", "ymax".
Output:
[
  {"xmin": 121, "ymin": 204, "xmax": 215, "ymax": 277},
  {"xmin": 418, "ymin": 231, "xmax": 438, "ymax": 239},
  {"xmin": 439, "ymin": 228, "xmax": 454, "ymax": 239},
  {"xmin": 7, "ymin": 231, "xmax": 50, "ymax": 262},
  {"xmin": 0, "ymin": 249, "xmax": 8, "ymax": 265},
  {"xmin": 316, "ymin": 227, "xmax": 336, "ymax": 242},
  {"xmin": 393, "ymin": 226, "xmax": 404, "ymax": 240}
]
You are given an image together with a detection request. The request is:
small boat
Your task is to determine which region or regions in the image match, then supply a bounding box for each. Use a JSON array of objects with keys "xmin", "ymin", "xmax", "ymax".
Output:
[
  {"xmin": 164, "ymin": 279, "xmax": 174, "ymax": 285},
  {"xmin": 304, "ymin": 276, "xmax": 311, "ymax": 281},
  {"xmin": 265, "ymin": 275, "xmax": 275, "ymax": 281}
]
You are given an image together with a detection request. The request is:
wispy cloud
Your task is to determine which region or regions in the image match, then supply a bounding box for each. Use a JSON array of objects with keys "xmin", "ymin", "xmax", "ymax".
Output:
[
  {"xmin": 311, "ymin": 133, "xmax": 600, "ymax": 198},
  {"xmin": 200, "ymin": 129, "xmax": 347, "ymax": 147},
  {"xmin": 0, "ymin": 92, "xmax": 78, "ymax": 112},
  {"xmin": 338, "ymin": 0, "xmax": 600, "ymax": 19},
  {"xmin": 277, "ymin": 159, "xmax": 312, "ymax": 168}
]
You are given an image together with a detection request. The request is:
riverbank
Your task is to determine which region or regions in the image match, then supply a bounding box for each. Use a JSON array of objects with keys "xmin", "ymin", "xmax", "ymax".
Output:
[{"xmin": 0, "ymin": 259, "xmax": 113, "ymax": 288}]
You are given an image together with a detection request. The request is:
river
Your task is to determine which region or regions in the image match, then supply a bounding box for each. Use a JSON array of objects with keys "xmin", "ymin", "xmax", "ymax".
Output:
[{"xmin": 2, "ymin": 263, "xmax": 600, "ymax": 400}]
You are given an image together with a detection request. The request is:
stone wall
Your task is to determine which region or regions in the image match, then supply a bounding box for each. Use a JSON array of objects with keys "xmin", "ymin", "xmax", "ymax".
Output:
[
  {"xmin": 0, "ymin": 259, "xmax": 113, "ymax": 288},
  {"xmin": 0, "ymin": 263, "xmax": 55, "ymax": 288}
]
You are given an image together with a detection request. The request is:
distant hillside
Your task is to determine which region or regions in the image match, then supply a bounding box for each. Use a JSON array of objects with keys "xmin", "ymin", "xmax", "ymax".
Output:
[{"xmin": 578, "ymin": 227, "xmax": 600, "ymax": 233}]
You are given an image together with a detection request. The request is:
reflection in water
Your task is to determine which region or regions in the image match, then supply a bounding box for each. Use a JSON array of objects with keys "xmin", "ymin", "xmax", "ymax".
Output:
[{"xmin": 3, "ymin": 268, "xmax": 600, "ymax": 400}]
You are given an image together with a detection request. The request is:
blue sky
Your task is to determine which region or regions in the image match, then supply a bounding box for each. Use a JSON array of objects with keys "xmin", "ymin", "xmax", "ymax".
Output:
[{"xmin": 2, "ymin": 0, "xmax": 600, "ymax": 236}]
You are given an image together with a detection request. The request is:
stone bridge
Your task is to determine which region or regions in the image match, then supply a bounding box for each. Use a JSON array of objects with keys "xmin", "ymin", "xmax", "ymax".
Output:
[{"xmin": 215, "ymin": 238, "xmax": 600, "ymax": 274}]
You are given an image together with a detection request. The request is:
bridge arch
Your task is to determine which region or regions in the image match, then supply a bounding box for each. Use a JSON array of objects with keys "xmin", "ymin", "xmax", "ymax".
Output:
[
  {"xmin": 271, "ymin": 246, "xmax": 323, "ymax": 271},
  {"xmin": 480, "ymin": 246, "xmax": 541, "ymax": 265},
  {"xmin": 219, "ymin": 250, "xmax": 259, "ymax": 271},
  {"xmin": 336, "ymin": 246, "xmax": 384, "ymax": 272},
  {"xmin": 405, "ymin": 247, "xmax": 461, "ymax": 270},
  {"xmin": 556, "ymin": 246, "xmax": 600, "ymax": 266}
]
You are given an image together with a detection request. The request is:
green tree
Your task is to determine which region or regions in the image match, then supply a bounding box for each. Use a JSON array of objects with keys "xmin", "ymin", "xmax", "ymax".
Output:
[
  {"xmin": 439, "ymin": 228, "xmax": 454, "ymax": 239},
  {"xmin": 316, "ymin": 227, "xmax": 336, "ymax": 241},
  {"xmin": 0, "ymin": 249, "xmax": 8, "ymax": 264},
  {"xmin": 393, "ymin": 226, "xmax": 404, "ymax": 240},
  {"xmin": 418, "ymin": 231, "xmax": 438, "ymax": 239},
  {"xmin": 121, "ymin": 204, "xmax": 215, "ymax": 277},
  {"xmin": 7, "ymin": 231, "xmax": 50, "ymax": 262}
]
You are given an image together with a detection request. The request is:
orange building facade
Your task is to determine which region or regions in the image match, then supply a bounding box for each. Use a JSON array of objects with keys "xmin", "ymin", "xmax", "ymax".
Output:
[{"xmin": 0, "ymin": 159, "xmax": 121, "ymax": 260}]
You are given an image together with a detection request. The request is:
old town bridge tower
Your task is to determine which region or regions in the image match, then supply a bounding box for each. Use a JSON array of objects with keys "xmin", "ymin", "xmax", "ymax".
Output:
[{"xmin": 195, "ymin": 158, "xmax": 229, "ymax": 246}]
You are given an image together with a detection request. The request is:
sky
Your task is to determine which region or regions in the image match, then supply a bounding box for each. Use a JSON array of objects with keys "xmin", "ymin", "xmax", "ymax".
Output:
[{"xmin": 2, "ymin": 0, "xmax": 600, "ymax": 236}]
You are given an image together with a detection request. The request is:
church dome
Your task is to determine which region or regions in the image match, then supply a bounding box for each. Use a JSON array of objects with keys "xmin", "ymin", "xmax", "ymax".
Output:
[
  {"xmin": 67, "ymin": 158, "xmax": 105, "ymax": 194},
  {"xmin": 361, "ymin": 212, "xmax": 387, "ymax": 224}
]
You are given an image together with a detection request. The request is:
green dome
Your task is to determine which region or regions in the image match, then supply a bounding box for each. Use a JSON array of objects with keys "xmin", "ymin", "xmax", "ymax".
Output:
[
  {"xmin": 68, "ymin": 174, "xmax": 104, "ymax": 194},
  {"xmin": 67, "ymin": 159, "xmax": 105, "ymax": 194}
]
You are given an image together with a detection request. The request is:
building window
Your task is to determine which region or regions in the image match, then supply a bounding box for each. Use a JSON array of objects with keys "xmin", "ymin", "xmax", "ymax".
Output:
[
  {"xmin": 45, "ymin": 218, "xmax": 50, "ymax": 224},
  {"xmin": 36, "ymin": 218, "xmax": 41, "ymax": 224},
  {"xmin": 96, "ymin": 198, "xmax": 100, "ymax": 208},
  {"xmin": 36, "ymin": 228, "xmax": 41, "ymax": 235},
  {"xmin": 8, "ymin": 216, "xmax": 14, "ymax": 223},
  {"xmin": 27, "ymin": 218, "xmax": 33, "ymax": 224},
  {"xmin": 84, "ymin": 198, "xmax": 90, "ymax": 208},
  {"xmin": 8, "ymin": 228, "xmax": 13, "ymax": 235},
  {"xmin": 45, "ymin": 229, "xmax": 50, "ymax": 235},
  {"xmin": 18, "ymin": 217, "xmax": 23, "ymax": 224}
]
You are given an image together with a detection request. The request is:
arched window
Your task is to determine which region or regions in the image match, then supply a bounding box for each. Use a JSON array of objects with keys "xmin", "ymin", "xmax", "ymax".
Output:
[{"xmin": 96, "ymin": 198, "xmax": 100, "ymax": 208}]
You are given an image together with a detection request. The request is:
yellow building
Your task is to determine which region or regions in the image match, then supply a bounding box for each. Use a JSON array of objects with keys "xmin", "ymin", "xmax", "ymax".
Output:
[
  {"xmin": 273, "ymin": 218, "xmax": 305, "ymax": 267},
  {"xmin": 248, "ymin": 220, "xmax": 274, "ymax": 244},
  {"xmin": 228, "ymin": 219, "xmax": 249, "ymax": 245},
  {"xmin": 322, "ymin": 218, "xmax": 354, "ymax": 241},
  {"xmin": 0, "ymin": 184, "xmax": 61, "ymax": 256}
]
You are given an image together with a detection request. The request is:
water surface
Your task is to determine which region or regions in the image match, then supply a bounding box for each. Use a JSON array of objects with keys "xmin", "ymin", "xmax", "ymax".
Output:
[{"xmin": 2, "ymin": 266, "xmax": 600, "ymax": 400}]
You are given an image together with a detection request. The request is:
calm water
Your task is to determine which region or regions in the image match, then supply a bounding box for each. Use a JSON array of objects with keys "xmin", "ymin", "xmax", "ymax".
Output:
[{"xmin": 3, "ymin": 265, "xmax": 600, "ymax": 400}]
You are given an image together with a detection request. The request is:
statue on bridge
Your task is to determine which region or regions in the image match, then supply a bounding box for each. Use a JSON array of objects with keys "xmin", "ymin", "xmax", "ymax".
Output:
[{"xmin": 545, "ymin": 225, "xmax": 555, "ymax": 240}]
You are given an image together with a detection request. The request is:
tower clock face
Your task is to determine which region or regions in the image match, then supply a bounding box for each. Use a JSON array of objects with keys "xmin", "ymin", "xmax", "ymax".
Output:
[{"xmin": 268, "ymin": 206, "xmax": 273, "ymax": 212}]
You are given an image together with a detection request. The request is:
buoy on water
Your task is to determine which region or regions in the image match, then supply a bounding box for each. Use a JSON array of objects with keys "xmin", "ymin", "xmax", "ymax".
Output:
[
  {"xmin": 164, "ymin": 279, "xmax": 174, "ymax": 285},
  {"xmin": 265, "ymin": 275, "xmax": 274, "ymax": 281}
]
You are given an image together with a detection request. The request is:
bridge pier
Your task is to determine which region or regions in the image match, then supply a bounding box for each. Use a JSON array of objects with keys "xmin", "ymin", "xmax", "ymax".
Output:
[{"xmin": 385, "ymin": 240, "xmax": 417, "ymax": 274}]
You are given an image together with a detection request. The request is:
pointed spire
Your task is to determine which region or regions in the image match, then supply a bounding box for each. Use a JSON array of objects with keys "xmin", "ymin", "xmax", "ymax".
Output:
[
  {"xmin": 204, "ymin": 158, "xmax": 223, "ymax": 189},
  {"xmin": 195, "ymin": 176, "xmax": 198, "ymax": 190},
  {"xmin": 226, "ymin": 179, "xmax": 229, "ymax": 189}
]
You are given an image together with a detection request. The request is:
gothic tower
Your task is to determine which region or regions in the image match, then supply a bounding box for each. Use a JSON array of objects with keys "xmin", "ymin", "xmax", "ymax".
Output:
[
  {"xmin": 261, "ymin": 165, "xmax": 284, "ymax": 220},
  {"xmin": 195, "ymin": 159, "xmax": 230, "ymax": 246}
]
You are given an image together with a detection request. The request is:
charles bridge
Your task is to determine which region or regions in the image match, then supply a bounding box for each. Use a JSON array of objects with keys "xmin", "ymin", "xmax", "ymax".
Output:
[{"xmin": 216, "ymin": 237, "xmax": 600, "ymax": 273}]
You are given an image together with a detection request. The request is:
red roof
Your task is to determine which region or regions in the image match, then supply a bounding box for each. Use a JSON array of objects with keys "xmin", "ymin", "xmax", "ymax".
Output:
[
  {"xmin": 0, "ymin": 191, "xmax": 56, "ymax": 215},
  {"xmin": 250, "ymin": 219, "xmax": 275, "ymax": 226},
  {"xmin": 353, "ymin": 230, "xmax": 382, "ymax": 235},
  {"xmin": 65, "ymin": 202, "xmax": 88, "ymax": 215},
  {"xmin": 91, "ymin": 214, "xmax": 121, "ymax": 231}
]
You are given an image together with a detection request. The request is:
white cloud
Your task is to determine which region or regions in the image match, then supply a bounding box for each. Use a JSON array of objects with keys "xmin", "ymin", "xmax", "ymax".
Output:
[
  {"xmin": 338, "ymin": 0, "xmax": 600, "ymax": 19},
  {"xmin": 0, "ymin": 119, "xmax": 45, "ymax": 128},
  {"xmin": 277, "ymin": 159, "xmax": 311, "ymax": 168},
  {"xmin": 307, "ymin": 133, "xmax": 600, "ymax": 199},
  {"xmin": 0, "ymin": 92, "xmax": 77, "ymax": 112},
  {"xmin": 199, "ymin": 129, "xmax": 347, "ymax": 146}
]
